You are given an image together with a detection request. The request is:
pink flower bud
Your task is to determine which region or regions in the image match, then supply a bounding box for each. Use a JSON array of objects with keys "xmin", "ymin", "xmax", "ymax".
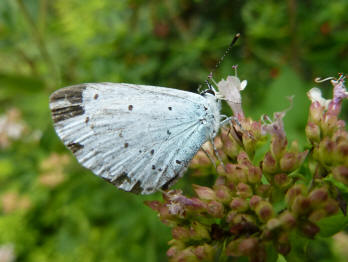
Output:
[
  {"xmin": 255, "ymin": 201, "xmax": 274, "ymax": 222},
  {"xmin": 173, "ymin": 247, "xmax": 197, "ymax": 262},
  {"xmin": 285, "ymin": 184, "xmax": 306, "ymax": 206},
  {"xmin": 279, "ymin": 211, "xmax": 296, "ymax": 229},
  {"xmin": 226, "ymin": 239, "xmax": 242, "ymax": 257},
  {"xmin": 255, "ymin": 184, "xmax": 271, "ymax": 198},
  {"xmin": 172, "ymin": 226, "xmax": 191, "ymax": 241},
  {"xmin": 237, "ymin": 151, "xmax": 252, "ymax": 166},
  {"xmin": 230, "ymin": 197, "xmax": 248, "ymax": 212},
  {"xmin": 318, "ymin": 138, "xmax": 335, "ymax": 165},
  {"xmin": 337, "ymin": 143, "xmax": 348, "ymax": 165},
  {"xmin": 274, "ymin": 173, "xmax": 292, "ymax": 189},
  {"xmin": 327, "ymin": 100, "xmax": 341, "ymax": 116},
  {"xmin": 309, "ymin": 101, "xmax": 324, "ymax": 124},
  {"xmin": 308, "ymin": 187, "xmax": 328, "ymax": 207},
  {"xmin": 237, "ymin": 183, "xmax": 253, "ymax": 198},
  {"xmin": 226, "ymin": 210, "xmax": 238, "ymax": 223},
  {"xmin": 247, "ymin": 166, "xmax": 262, "ymax": 184},
  {"xmin": 193, "ymin": 185, "xmax": 216, "ymax": 200},
  {"xmin": 207, "ymin": 200, "xmax": 224, "ymax": 218},
  {"xmin": 249, "ymin": 195, "xmax": 262, "ymax": 209},
  {"xmin": 337, "ymin": 120, "xmax": 346, "ymax": 129},
  {"xmin": 262, "ymin": 152, "xmax": 278, "ymax": 174},
  {"xmin": 280, "ymin": 152, "xmax": 298, "ymax": 172},
  {"xmin": 291, "ymin": 195, "xmax": 311, "ymax": 216},
  {"xmin": 231, "ymin": 214, "xmax": 256, "ymax": 225},
  {"xmin": 189, "ymin": 222, "xmax": 210, "ymax": 241},
  {"xmin": 300, "ymin": 221, "xmax": 320, "ymax": 238},
  {"xmin": 280, "ymin": 151, "xmax": 308, "ymax": 173},
  {"xmin": 251, "ymin": 121, "xmax": 262, "ymax": 139},
  {"xmin": 225, "ymin": 164, "xmax": 248, "ymax": 183},
  {"xmin": 266, "ymin": 218, "xmax": 281, "ymax": 230},
  {"xmin": 214, "ymin": 175, "xmax": 226, "ymax": 186},
  {"xmin": 180, "ymin": 197, "xmax": 207, "ymax": 212},
  {"xmin": 238, "ymin": 238, "xmax": 258, "ymax": 256},
  {"xmin": 243, "ymin": 133, "xmax": 257, "ymax": 156},
  {"xmin": 323, "ymin": 199, "xmax": 339, "ymax": 215},
  {"xmin": 193, "ymin": 244, "xmax": 214, "ymax": 261},
  {"xmin": 214, "ymin": 185, "xmax": 232, "ymax": 204},
  {"xmin": 308, "ymin": 209, "xmax": 327, "ymax": 223},
  {"xmin": 322, "ymin": 112, "xmax": 338, "ymax": 136},
  {"xmin": 332, "ymin": 166, "xmax": 348, "ymax": 185},
  {"xmin": 167, "ymin": 245, "xmax": 182, "ymax": 258},
  {"xmin": 305, "ymin": 122, "xmax": 321, "ymax": 143}
]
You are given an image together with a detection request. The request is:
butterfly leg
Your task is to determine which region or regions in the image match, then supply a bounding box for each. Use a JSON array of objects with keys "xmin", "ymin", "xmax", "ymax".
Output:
[
  {"xmin": 201, "ymin": 146, "xmax": 217, "ymax": 169},
  {"xmin": 210, "ymin": 137, "xmax": 226, "ymax": 171},
  {"xmin": 220, "ymin": 116, "xmax": 242, "ymax": 129}
]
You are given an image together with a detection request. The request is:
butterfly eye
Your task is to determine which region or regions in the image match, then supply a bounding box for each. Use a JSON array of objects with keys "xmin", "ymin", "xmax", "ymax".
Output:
[{"xmin": 202, "ymin": 89, "xmax": 215, "ymax": 96}]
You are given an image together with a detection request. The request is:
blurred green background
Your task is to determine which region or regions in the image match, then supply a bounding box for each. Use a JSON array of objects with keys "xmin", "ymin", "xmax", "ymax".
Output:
[{"xmin": 1, "ymin": 0, "xmax": 348, "ymax": 261}]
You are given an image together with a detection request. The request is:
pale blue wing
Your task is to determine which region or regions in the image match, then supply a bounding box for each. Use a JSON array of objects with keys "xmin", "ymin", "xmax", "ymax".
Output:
[{"xmin": 50, "ymin": 83, "xmax": 221, "ymax": 194}]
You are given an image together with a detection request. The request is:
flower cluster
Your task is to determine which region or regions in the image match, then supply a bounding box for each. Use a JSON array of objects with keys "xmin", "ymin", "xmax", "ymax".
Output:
[
  {"xmin": 39, "ymin": 153, "xmax": 70, "ymax": 188},
  {"xmin": 0, "ymin": 108, "xmax": 27, "ymax": 149},
  {"xmin": 146, "ymin": 73, "xmax": 348, "ymax": 262}
]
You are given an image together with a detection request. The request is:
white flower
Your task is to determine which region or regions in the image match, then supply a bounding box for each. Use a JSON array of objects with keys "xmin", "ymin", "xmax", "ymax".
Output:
[
  {"xmin": 0, "ymin": 244, "xmax": 15, "ymax": 262},
  {"xmin": 217, "ymin": 76, "xmax": 247, "ymax": 104},
  {"xmin": 216, "ymin": 75, "xmax": 247, "ymax": 117},
  {"xmin": 307, "ymin": 88, "xmax": 331, "ymax": 109}
]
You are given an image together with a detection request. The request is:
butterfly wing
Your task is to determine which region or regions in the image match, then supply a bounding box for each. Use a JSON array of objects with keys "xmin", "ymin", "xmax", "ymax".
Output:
[{"xmin": 50, "ymin": 83, "xmax": 220, "ymax": 194}]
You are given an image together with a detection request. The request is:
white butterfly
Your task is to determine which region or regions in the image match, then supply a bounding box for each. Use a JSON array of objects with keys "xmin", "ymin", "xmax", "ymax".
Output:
[{"xmin": 50, "ymin": 83, "xmax": 224, "ymax": 194}]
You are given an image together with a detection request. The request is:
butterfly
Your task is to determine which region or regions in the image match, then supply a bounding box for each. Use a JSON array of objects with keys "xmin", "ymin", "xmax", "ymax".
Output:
[{"xmin": 49, "ymin": 83, "xmax": 223, "ymax": 194}]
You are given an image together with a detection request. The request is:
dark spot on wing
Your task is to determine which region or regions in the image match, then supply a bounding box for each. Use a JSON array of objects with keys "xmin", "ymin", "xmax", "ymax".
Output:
[
  {"xmin": 167, "ymin": 130, "xmax": 171, "ymax": 135},
  {"xmin": 94, "ymin": 94, "xmax": 99, "ymax": 99},
  {"xmin": 112, "ymin": 172, "xmax": 131, "ymax": 186},
  {"xmin": 128, "ymin": 105, "xmax": 133, "ymax": 111},
  {"xmin": 152, "ymin": 165, "xmax": 156, "ymax": 170},
  {"xmin": 161, "ymin": 173, "xmax": 180, "ymax": 190},
  {"xmin": 150, "ymin": 149, "xmax": 154, "ymax": 155},
  {"xmin": 124, "ymin": 143, "xmax": 129, "ymax": 148},
  {"xmin": 176, "ymin": 160, "xmax": 182, "ymax": 164},
  {"xmin": 130, "ymin": 181, "xmax": 143, "ymax": 194},
  {"xmin": 51, "ymin": 105, "xmax": 85, "ymax": 123},
  {"xmin": 168, "ymin": 107, "xmax": 172, "ymax": 111},
  {"xmin": 146, "ymin": 187, "xmax": 154, "ymax": 192},
  {"xmin": 67, "ymin": 142, "xmax": 84, "ymax": 153},
  {"xmin": 85, "ymin": 116, "xmax": 89, "ymax": 124},
  {"xmin": 49, "ymin": 85, "xmax": 86, "ymax": 104}
]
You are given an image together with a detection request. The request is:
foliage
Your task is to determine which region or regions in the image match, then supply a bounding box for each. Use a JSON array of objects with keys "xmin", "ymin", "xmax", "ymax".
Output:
[{"xmin": 0, "ymin": 0, "xmax": 348, "ymax": 261}]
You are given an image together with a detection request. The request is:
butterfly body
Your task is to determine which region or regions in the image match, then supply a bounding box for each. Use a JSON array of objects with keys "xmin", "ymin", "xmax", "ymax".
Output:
[{"xmin": 50, "ymin": 83, "xmax": 221, "ymax": 194}]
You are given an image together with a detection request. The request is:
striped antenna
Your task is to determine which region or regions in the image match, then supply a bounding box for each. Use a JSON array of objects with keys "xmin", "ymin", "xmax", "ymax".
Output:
[{"xmin": 208, "ymin": 33, "xmax": 240, "ymax": 80}]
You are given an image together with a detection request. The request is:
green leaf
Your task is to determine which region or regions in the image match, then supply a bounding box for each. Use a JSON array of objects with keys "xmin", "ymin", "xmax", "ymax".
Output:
[
  {"xmin": 317, "ymin": 213, "xmax": 348, "ymax": 237},
  {"xmin": 277, "ymin": 254, "xmax": 287, "ymax": 262},
  {"xmin": 265, "ymin": 243, "xmax": 279, "ymax": 262}
]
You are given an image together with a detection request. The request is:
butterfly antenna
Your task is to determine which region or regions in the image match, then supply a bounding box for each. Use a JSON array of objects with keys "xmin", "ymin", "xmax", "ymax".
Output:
[{"xmin": 207, "ymin": 33, "xmax": 240, "ymax": 82}]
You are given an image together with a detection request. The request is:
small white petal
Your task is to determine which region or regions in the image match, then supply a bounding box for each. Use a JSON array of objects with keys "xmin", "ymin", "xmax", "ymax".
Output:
[
  {"xmin": 240, "ymin": 80, "xmax": 247, "ymax": 90},
  {"xmin": 307, "ymin": 87, "xmax": 331, "ymax": 108},
  {"xmin": 217, "ymin": 76, "xmax": 242, "ymax": 104}
]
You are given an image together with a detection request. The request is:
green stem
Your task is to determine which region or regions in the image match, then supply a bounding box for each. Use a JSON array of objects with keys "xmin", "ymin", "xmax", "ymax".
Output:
[
  {"xmin": 16, "ymin": 0, "xmax": 60, "ymax": 88},
  {"xmin": 38, "ymin": 0, "xmax": 47, "ymax": 35}
]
